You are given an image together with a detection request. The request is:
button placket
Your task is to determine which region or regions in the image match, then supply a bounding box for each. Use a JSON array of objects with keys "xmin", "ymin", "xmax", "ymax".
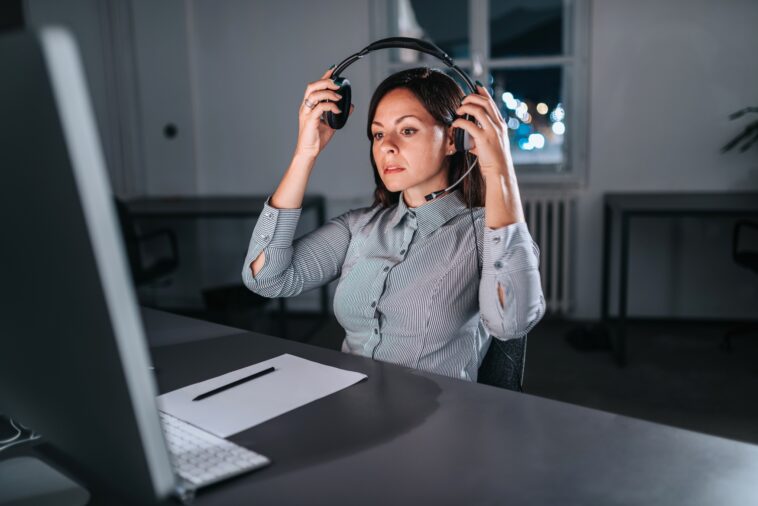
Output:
[{"xmin": 365, "ymin": 317, "xmax": 381, "ymax": 355}]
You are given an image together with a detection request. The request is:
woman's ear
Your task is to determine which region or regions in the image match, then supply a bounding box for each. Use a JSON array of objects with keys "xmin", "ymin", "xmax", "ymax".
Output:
[{"xmin": 445, "ymin": 125, "xmax": 457, "ymax": 155}]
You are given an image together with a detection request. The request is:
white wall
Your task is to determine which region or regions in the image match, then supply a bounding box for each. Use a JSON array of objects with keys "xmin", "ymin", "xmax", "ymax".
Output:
[
  {"xmin": 573, "ymin": 0, "xmax": 758, "ymax": 319},
  {"xmin": 25, "ymin": 0, "xmax": 197, "ymax": 197},
  {"xmin": 188, "ymin": 0, "xmax": 376, "ymax": 203},
  {"xmin": 131, "ymin": 0, "xmax": 198, "ymax": 196}
]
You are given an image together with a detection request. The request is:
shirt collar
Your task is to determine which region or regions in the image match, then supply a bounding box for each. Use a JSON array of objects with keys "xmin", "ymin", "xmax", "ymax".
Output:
[{"xmin": 388, "ymin": 189, "xmax": 470, "ymax": 237}]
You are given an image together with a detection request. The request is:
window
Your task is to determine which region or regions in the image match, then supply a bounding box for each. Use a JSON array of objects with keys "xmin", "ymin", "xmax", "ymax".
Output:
[{"xmin": 372, "ymin": 0, "xmax": 589, "ymax": 184}]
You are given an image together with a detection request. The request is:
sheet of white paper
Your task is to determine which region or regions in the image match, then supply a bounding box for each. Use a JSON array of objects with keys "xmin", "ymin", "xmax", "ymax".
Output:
[{"xmin": 157, "ymin": 353, "xmax": 367, "ymax": 437}]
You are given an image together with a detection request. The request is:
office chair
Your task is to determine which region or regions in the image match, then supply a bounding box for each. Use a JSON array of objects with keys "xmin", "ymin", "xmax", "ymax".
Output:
[
  {"xmin": 114, "ymin": 198, "xmax": 179, "ymax": 286},
  {"xmin": 477, "ymin": 335, "xmax": 528, "ymax": 392},
  {"xmin": 201, "ymin": 283, "xmax": 275, "ymax": 332},
  {"xmin": 721, "ymin": 219, "xmax": 758, "ymax": 351}
]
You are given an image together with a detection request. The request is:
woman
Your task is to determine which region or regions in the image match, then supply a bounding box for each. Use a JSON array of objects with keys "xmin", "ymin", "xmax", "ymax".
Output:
[{"xmin": 242, "ymin": 66, "xmax": 545, "ymax": 382}]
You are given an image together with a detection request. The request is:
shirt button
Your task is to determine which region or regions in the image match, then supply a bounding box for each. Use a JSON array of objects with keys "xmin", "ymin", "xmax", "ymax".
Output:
[
  {"xmin": 383, "ymin": 266, "xmax": 389, "ymax": 272},
  {"xmin": 373, "ymin": 328, "xmax": 378, "ymax": 334},
  {"xmin": 400, "ymin": 249, "xmax": 406, "ymax": 255},
  {"xmin": 371, "ymin": 301, "xmax": 377, "ymax": 308},
  {"xmin": 494, "ymin": 260, "xmax": 503, "ymax": 269},
  {"xmin": 493, "ymin": 236, "xmax": 501, "ymax": 243},
  {"xmin": 260, "ymin": 234, "xmax": 270, "ymax": 240},
  {"xmin": 264, "ymin": 212, "xmax": 272, "ymax": 218}
]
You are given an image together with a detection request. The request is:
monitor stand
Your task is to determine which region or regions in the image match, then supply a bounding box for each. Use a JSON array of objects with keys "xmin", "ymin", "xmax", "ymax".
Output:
[{"xmin": 0, "ymin": 457, "xmax": 90, "ymax": 506}]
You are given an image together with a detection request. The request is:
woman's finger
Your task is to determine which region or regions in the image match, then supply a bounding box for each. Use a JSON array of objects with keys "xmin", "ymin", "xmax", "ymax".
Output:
[
  {"xmin": 303, "ymin": 77, "xmax": 341, "ymax": 99},
  {"xmin": 457, "ymin": 103, "xmax": 499, "ymax": 134},
  {"xmin": 463, "ymin": 92, "xmax": 504, "ymax": 124},
  {"xmin": 451, "ymin": 117, "xmax": 482, "ymax": 141},
  {"xmin": 305, "ymin": 101, "xmax": 341, "ymax": 122},
  {"xmin": 301, "ymin": 90, "xmax": 343, "ymax": 111},
  {"xmin": 474, "ymin": 83, "xmax": 506, "ymax": 123},
  {"xmin": 475, "ymin": 82, "xmax": 495, "ymax": 101}
]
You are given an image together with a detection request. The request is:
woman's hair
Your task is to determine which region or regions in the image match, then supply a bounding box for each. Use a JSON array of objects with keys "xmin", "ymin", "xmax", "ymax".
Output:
[{"xmin": 366, "ymin": 67, "xmax": 484, "ymax": 208}]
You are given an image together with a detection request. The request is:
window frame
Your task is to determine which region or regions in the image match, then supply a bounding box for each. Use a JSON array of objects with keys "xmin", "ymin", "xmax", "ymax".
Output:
[{"xmin": 370, "ymin": 0, "xmax": 591, "ymax": 186}]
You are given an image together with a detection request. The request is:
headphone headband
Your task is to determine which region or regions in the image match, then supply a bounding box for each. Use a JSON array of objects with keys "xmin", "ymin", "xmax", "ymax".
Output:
[
  {"xmin": 331, "ymin": 37, "xmax": 477, "ymax": 95},
  {"xmin": 324, "ymin": 36, "xmax": 476, "ymax": 154}
]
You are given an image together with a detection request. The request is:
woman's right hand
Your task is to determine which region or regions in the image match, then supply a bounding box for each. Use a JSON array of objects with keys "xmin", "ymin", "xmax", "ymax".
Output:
[{"xmin": 294, "ymin": 67, "xmax": 353, "ymax": 159}]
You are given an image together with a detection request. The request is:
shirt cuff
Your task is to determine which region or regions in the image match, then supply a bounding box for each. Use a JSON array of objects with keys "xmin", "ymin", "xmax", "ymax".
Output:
[
  {"xmin": 481, "ymin": 222, "xmax": 540, "ymax": 275},
  {"xmin": 252, "ymin": 197, "xmax": 302, "ymax": 250}
]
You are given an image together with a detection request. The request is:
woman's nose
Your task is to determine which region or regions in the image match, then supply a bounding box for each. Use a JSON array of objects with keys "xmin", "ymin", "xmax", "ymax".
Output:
[{"xmin": 379, "ymin": 137, "xmax": 397, "ymax": 154}]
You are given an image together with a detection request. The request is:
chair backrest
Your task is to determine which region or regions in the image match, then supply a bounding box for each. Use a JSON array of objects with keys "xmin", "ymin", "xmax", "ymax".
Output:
[
  {"xmin": 113, "ymin": 197, "xmax": 143, "ymax": 280},
  {"xmin": 477, "ymin": 335, "xmax": 528, "ymax": 392},
  {"xmin": 733, "ymin": 220, "xmax": 758, "ymax": 275}
]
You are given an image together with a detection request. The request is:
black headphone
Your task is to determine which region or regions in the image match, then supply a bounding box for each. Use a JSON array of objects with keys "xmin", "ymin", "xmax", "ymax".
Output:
[{"xmin": 325, "ymin": 37, "xmax": 476, "ymax": 153}]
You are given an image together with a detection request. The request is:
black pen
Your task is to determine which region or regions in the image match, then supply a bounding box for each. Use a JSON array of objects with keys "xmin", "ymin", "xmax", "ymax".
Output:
[{"xmin": 192, "ymin": 366, "xmax": 276, "ymax": 401}]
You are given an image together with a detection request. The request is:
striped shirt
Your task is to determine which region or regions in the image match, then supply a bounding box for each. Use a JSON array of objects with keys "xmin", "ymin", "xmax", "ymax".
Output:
[{"xmin": 242, "ymin": 189, "xmax": 545, "ymax": 381}]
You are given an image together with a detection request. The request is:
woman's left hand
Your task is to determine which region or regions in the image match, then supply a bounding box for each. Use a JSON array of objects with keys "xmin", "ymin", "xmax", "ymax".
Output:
[{"xmin": 451, "ymin": 84, "xmax": 513, "ymax": 179}]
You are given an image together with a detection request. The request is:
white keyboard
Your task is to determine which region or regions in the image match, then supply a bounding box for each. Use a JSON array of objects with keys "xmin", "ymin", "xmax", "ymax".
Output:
[{"xmin": 159, "ymin": 411, "xmax": 270, "ymax": 489}]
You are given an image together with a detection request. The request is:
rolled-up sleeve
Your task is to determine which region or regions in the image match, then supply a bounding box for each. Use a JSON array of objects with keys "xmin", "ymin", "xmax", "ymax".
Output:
[
  {"xmin": 478, "ymin": 222, "xmax": 545, "ymax": 340},
  {"xmin": 241, "ymin": 198, "xmax": 351, "ymax": 298}
]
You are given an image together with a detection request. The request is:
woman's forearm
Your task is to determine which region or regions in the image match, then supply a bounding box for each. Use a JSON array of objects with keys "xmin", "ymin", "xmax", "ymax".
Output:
[
  {"xmin": 483, "ymin": 165, "xmax": 525, "ymax": 229},
  {"xmin": 270, "ymin": 152, "xmax": 318, "ymax": 209},
  {"xmin": 251, "ymin": 151, "xmax": 317, "ymax": 276}
]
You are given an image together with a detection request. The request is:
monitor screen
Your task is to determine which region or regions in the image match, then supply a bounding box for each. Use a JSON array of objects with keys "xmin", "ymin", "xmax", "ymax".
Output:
[{"xmin": 0, "ymin": 28, "xmax": 176, "ymax": 502}]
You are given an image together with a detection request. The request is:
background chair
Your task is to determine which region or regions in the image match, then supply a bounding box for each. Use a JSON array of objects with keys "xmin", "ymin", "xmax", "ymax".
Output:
[
  {"xmin": 114, "ymin": 197, "xmax": 179, "ymax": 287},
  {"xmin": 478, "ymin": 335, "xmax": 528, "ymax": 392},
  {"xmin": 201, "ymin": 283, "xmax": 276, "ymax": 333},
  {"xmin": 721, "ymin": 219, "xmax": 758, "ymax": 350}
]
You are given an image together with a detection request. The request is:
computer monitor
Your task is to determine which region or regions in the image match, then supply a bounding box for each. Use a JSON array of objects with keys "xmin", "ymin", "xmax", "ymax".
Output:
[{"xmin": 0, "ymin": 28, "xmax": 176, "ymax": 502}]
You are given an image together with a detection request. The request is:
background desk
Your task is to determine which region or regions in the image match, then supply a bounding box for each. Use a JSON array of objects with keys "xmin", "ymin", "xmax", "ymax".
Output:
[
  {"xmin": 601, "ymin": 192, "xmax": 758, "ymax": 366},
  {"xmin": 138, "ymin": 310, "xmax": 758, "ymax": 505},
  {"xmin": 126, "ymin": 195, "xmax": 330, "ymax": 330},
  {"xmin": 126, "ymin": 195, "xmax": 325, "ymax": 221}
]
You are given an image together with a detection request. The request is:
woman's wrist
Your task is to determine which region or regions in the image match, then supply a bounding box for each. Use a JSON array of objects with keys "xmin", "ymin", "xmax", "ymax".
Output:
[
  {"xmin": 292, "ymin": 147, "xmax": 319, "ymax": 166},
  {"xmin": 269, "ymin": 152, "xmax": 317, "ymax": 210},
  {"xmin": 483, "ymin": 171, "xmax": 525, "ymax": 226},
  {"xmin": 292, "ymin": 144, "xmax": 320, "ymax": 163}
]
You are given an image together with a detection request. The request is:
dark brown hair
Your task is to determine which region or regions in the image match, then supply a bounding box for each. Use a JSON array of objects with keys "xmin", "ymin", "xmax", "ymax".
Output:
[{"xmin": 366, "ymin": 67, "xmax": 484, "ymax": 208}]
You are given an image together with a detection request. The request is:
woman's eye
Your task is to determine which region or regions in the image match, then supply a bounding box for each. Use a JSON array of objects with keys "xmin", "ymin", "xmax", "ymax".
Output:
[
  {"xmin": 373, "ymin": 132, "xmax": 383, "ymax": 140},
  {"xmin": 401, "ymin": 128, "xmax": 417, "ymax": 136}
]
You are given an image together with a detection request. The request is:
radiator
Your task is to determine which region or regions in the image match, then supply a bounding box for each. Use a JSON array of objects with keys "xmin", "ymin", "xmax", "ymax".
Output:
[{"xmin": 521, "ymin": 191, "xmax": 574, "ymax": 314}]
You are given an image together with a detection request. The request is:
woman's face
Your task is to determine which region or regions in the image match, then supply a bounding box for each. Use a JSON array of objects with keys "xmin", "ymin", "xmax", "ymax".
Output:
[{"xmin": 370, "ymin": 88, "xmax": 454, "ymax": 202}]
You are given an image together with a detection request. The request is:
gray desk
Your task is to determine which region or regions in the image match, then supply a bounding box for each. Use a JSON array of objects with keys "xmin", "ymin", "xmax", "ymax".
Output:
[
  {"xmin": 6, "ymin": 309, "xmax": 758, "ymax": 504},
  {"xmin": 139, "ymin": 311, "xmax": 758, "ymax": 505},
  {"xmin": 601, "ymin": 192, "xmax": 758, "ymax": 365}
]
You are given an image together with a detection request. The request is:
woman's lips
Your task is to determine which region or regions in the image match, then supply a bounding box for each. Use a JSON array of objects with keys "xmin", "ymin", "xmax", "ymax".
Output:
[{"xmin": 384, "ymin": 166, "xmax": 405, "ymax": 174}]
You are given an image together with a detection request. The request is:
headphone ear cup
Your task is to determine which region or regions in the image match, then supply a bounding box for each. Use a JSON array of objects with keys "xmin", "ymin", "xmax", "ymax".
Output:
[
  {"xmin": 324, "ymin": 77, "xmax": 352, "ymax": 129},
  {"xmin": 454, "ymin": 127, "xmax": 474, "ymax": 152},
  {"xmin": 454, "ymin": 112, "xmax": 476, "ymax": 151}
]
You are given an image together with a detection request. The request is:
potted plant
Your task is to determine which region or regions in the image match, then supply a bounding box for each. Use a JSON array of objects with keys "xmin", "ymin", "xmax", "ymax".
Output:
[{"xmin": 722, "ymin": 107, "xmax": 758, "ymax": 153}]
